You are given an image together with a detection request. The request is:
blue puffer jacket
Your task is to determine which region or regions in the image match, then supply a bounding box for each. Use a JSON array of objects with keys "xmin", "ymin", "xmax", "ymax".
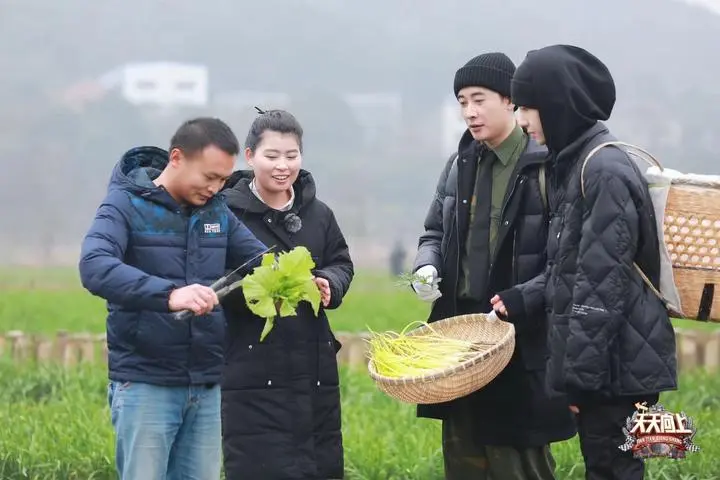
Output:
[{"xmin": 79, "ymin": 146, "xmax": 267, "ymax": 386}]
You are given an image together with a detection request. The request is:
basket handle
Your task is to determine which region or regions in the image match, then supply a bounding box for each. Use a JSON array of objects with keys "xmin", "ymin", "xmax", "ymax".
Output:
[
  {"xmin": 580, "ymin": 141, "xmax": 663, "ymax": 198},
  {"xmin": 579, "ymin": 141, "xmax": 681, "ymax": 316}
]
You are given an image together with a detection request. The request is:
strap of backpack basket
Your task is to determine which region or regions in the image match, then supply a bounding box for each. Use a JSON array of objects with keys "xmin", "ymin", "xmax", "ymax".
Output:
[{"xmin": 579, "ymin": 141, "xmax": 672, "ymax": 309}]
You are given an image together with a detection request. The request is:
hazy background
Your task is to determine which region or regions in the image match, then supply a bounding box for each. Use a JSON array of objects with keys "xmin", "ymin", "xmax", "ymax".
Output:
[{"xmin": 2, "ymin": 0, "xmax": 719, "ymax": 269}]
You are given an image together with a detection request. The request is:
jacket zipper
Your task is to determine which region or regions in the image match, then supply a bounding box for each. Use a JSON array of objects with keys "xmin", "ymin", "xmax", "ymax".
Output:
[
  {"xmin": 499, "ymin": 173, "xmax": 522, "ymax": 223},
  {"xmin": 453, "ymin": 161, "xmax": 462, "ymax": 307},
  {"xmin": 490, "ymin": 173, "xmax": 523, "ymax": 279},
  {"xmin": 183, "ymin": 210, "xmax": 193, "ymax": 382},
  {"xmin": 552, "ymin": 214, "xmax": 565, "ymax": 298}
]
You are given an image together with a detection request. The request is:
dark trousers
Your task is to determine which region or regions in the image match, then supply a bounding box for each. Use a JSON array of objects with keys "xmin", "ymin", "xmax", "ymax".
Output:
[
  {"xmin": 576, "ymin": 395, "xmax": 658, "ymax": 480},
  {"xmin": 442, "ymin": 414, "xmax": 556, "ymax": 480}
]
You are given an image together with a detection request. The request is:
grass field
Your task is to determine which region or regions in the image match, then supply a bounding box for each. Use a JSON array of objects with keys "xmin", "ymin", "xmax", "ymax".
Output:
[
  {"xmin": 2, "ymin": 267, "xmax": 719, "ymax": 335},
  {"xmin": 0, "ymin": 268, "xmax": 719, "ymax": 479}
]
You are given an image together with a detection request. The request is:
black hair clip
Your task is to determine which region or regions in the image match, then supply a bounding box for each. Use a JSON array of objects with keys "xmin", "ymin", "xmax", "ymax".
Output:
[{"xmin": 254, "ymin": 106, "xmax": 266, "ymax": 114}]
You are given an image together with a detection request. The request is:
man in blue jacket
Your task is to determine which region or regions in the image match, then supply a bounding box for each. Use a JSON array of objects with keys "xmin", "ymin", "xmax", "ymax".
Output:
[{"xmin": 79, "ymin": 117, "xmax": 268, "ymax": 480}]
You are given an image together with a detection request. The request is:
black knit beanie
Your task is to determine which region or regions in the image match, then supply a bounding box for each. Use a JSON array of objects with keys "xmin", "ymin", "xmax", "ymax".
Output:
[{"xmin": 453, "ymin": 52, "xmax": 516, "ymax": 98}]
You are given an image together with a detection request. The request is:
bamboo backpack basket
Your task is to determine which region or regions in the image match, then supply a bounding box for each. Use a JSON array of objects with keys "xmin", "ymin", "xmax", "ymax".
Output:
[
  {"xmin": 581, "ymin": 141, "xmax": 720, "ymax": 321},
  {"xmin": 367, "ymin": 313, "xmax": 516, "ymax": 404}
]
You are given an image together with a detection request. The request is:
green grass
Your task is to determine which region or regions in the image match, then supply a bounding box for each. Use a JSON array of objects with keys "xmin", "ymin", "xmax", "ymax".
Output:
[
  {"xmin": 0, "ymin": 362, "xmax": 718, "ymax": 479},
  {"xmin": 0, "ymin": 270, "xmax": 431, "ymax": 334},
  {"xmin": 672, "ymin": 318, "xmax": 720, "ymax": 332},
  {"xmin": 0, "ymin": 268, "xmax": 719, "ymax": 478},
  {"xmin": 0, "ymin": 266, "xmax": 81, "ymax": 289},
  {"xmin": 1, "ymin": 268, "xmax": 719, "ymax": 335}
]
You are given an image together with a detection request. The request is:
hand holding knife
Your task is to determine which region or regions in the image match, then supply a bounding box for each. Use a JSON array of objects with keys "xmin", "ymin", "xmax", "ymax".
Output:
[{"xmin": 172, "ymin": 245, "xmax": 275, "ymax": 321}]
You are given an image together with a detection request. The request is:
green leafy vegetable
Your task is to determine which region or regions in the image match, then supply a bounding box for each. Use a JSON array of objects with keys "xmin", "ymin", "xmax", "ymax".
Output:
[
  {"xmin": 241, "ymin": 246, "xmax": 322, "ymax": 341},
  {"xmin": 394, "ymin": 271, "xmax": 441, "ymax": 289}
]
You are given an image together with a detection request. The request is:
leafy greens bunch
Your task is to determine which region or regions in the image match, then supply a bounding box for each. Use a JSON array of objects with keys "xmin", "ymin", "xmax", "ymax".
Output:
[{"xmin": 241, "ymin": 246, "xmax": 321, "ymax": 341}]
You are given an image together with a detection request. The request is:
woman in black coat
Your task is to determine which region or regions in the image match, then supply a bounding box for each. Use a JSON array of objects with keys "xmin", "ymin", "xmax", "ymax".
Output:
[{"xmin": 220, "ymin": 109, "xmax": 354, "ymax": 480}]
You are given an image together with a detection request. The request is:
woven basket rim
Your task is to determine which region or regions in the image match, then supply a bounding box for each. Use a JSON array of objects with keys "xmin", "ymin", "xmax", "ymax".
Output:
[
  {"xmin": 367, "ymin": 313, "xmax": 515, "ymax": 385},
  {"xmin": 672, "ymin": 265, "xmax": 720, "ymax": 273},
  {"xmin": 670, "ymin": 178, "xmax": 720, "ymax": 189}
]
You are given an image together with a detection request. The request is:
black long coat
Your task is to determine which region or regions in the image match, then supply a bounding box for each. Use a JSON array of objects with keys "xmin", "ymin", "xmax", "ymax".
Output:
[
  {"xmin": 413, "ymin": 130, "xmax": 577, "ymax": 447},
  {"xmin": 220, "ymin": 169, "xmax": 354, "ymax": 480}
]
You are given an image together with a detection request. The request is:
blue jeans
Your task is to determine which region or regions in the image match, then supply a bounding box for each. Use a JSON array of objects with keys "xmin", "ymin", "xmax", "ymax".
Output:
[{"xmin": 107, "ymin": 381, "xmax": 222, "ymax": 480}]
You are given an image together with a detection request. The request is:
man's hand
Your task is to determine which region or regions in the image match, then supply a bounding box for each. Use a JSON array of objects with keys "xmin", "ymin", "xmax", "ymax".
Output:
[
  {"xmin": 412, "ymin": 265, "xmax": 442, "ymax": 302},
  {"xmin": 314, "ymin": 277, "xmax": 331, "ymax": 307},
  {"xmin": 490, "ymin": 294, "xmax": 507, "ymax": 316},
  {"xmin": 168, "ymin": 284, "xmax": 219, "ymax": 316},
  {"xmin": 569, "ymin": 405, "xmax": 579, "ymax": 414}
]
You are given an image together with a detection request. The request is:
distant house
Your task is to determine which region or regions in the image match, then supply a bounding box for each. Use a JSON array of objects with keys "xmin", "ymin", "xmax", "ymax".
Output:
[{"xmin": 98, "ymin": 62, "xmax": 209, "ymax": 107}]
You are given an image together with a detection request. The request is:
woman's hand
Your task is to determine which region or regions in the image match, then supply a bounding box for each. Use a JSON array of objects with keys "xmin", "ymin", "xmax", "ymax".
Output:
[
  {"xmin": 490, "ymin": 294, "xmax": 507, "ymax": 316},
  {"xmin": 313, "ymin": 276, "xmax": 331, "ymax": 307}
]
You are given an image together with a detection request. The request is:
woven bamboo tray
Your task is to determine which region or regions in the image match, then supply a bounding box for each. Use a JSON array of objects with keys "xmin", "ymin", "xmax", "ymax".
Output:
[{"xmin": 367, "ymin": 313, "xmax": 515, "ymax": 404}]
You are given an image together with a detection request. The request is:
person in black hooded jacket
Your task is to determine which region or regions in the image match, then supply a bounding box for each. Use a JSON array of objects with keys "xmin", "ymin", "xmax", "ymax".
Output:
[
  {"xmin": 490, "ymin": 45, "xmax": 678, "ymax": 480},
  {"xmin": 219, "ymin": 109, "xmax": 354, "ymax": 480}
]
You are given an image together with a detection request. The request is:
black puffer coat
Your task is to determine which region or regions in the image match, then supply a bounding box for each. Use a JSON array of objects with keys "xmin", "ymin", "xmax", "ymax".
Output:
[
  {"xmin": 500, "ymin": 45, "xmax": 677, "ymax": 404},
  {"xmin": 220, "ymin": 169, "xmax": 354, "ymax": 480},
  {"xmin": 413, "ymin": 130, "xmax": 576, "ymax": 447}
]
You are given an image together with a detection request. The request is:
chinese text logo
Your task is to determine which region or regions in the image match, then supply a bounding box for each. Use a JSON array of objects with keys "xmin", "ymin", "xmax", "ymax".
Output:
[{"xmin": 619, "ymin": 402, "xmax": 700, "ymax": 459}]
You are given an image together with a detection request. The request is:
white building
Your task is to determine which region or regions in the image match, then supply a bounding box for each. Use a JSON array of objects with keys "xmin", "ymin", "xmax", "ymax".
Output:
[{"xmin": 98, "ymin": 62, "xmax": 209, "ymax": 107}]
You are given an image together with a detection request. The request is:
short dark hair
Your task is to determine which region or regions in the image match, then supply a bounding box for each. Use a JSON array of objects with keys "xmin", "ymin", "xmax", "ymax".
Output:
[
  {"xmin": 170, "ymin": 117, "xmax": 240, "ymax": 157},
  {"xmin": 245, "ymin": 109, "xmax": 304, "ymax": 153}
]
